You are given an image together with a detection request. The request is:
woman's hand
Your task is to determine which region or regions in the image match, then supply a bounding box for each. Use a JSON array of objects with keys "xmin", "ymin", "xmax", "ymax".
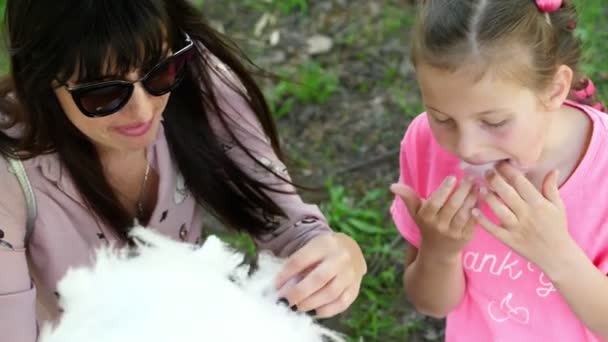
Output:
[
  {"xmin": 275, "ymin": 232, "xmax": 366, "ymax": 318},
  {"xmin": 391, "ymin": 175, "xmax": 480, "ymax": 260},
  {"xmin": 472, "ymin": 162, "xmax": 576, "ymax": 275}
]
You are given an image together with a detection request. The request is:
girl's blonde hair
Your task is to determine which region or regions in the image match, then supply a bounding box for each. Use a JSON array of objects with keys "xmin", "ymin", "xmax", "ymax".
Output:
[{"xmin": 411, "ymin": 0, "xmax": 603, "ymax": 109}]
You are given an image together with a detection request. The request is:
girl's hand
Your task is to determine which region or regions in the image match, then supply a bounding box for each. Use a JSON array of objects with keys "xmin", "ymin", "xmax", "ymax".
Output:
[
  {"xmin": 275, "ymin": 232, "xmax": 366, "ymax": 318},
  {"xmin": 391, "ymin": 175, "xmax": 480, "ymax": 259},
  {"xmin": 472, "ymin": 162, "xmax": 575, "ymax": 274}
]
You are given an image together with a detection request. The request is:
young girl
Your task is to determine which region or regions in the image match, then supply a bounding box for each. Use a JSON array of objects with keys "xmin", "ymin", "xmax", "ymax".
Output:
[
  {"xmin": 390, "ymin": 0, "xmax": 608, "ymax": 341},
  {"xmin": 0, "ymin": 1, "xmax": 366, "ymax": 341}
]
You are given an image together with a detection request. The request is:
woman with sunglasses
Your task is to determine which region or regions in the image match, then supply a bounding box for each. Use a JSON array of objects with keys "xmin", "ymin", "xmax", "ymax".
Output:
[{"xmin": 0, "ymin": 1, "xmax": 367, "ymax": 340}]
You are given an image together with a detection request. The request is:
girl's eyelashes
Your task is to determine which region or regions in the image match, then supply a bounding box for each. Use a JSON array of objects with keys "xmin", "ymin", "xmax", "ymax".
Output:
[
  {"xmin": 431, "ymin": 115, "xmax": 454, "ymax": 125},
  {"xmin": 429, "ymin": 110, "xmax": 510, "ymax": 129},
  {"xmin": 482, "ymin": 119, "xmax": 509, "ymax": 128},
  {"xmin": 437, "ymin": 118, "xmax": 453, "ymax": 124}
]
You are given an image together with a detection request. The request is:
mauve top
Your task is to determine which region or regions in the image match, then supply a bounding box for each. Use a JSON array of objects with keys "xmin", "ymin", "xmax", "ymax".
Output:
[{"xmin": 0, "ymin": 58, "xmax": 332, "ymax": 341}]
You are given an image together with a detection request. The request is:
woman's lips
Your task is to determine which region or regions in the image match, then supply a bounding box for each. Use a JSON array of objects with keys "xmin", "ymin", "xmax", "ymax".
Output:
[{"xmin": 113, "ymin": 120, "xmax": 153, "ymax": 137}]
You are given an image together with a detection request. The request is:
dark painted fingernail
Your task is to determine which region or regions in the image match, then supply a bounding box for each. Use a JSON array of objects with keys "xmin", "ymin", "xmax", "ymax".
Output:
[
  {"xmin": 277, "ymin": 297, "xmax": 289, "ymax": 306},
  {"xmin": 306, "ymin": 309, "xmax": 317, "ymax": 316},
  {"xmin": 290, "ymin": 305, "xmax": 298, "ymax": 312}
]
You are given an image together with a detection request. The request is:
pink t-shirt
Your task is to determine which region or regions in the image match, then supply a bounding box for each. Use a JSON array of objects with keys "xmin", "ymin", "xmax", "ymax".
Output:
[{"xmin": 391, "ymin": 101, "xmax": 608, "ymax": 342}]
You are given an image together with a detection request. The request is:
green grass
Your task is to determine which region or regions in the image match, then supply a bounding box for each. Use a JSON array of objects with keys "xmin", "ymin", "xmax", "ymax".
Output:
[
  {"xmin": 320, "ymin": 182, "xmax": 410, "ymax": 341},
  {"xmin": 215, "ymin": 231, "xmax": 257, "ymax": 257},
  {"xmin": 577, "ymin": 0, "xmax": 608, "ymax": 102},
  {"xmin": 380, "ymin": 5, "xmax": 416, "ymax": 37},
  {"xmin": 266, "ymin": 61, "xmax": 339, "ymax": 119},
  {"xmin": 243, "ymin": 0, "xmax": 308, "ymax": 15},
  {"xmin": 0, "ymin": 0, "xmax": 7, "ymax": 75}
]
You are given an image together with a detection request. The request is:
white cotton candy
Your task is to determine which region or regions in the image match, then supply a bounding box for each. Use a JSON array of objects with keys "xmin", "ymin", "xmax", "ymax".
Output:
[
  {"xmin": 39, "ymin": 227, "xmax": 344, "ymax": 342},
  {"xmin": 459, "ymin": 160, "xmax": 497, "ymax": 180}
]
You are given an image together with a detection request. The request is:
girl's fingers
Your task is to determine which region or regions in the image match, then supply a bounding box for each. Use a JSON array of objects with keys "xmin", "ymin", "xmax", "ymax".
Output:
[
  {"xmin": 494, "ymin": 163, "xmax": 544, "ymax": 207},
  {"xmin": 390, "ymin": 183, "xmax": 423, "ymax": 218},
  {"xmin": 419, "ymin": 175, "xmax": 457, "ymax": 218},
  {"xmin": 449, "ymin": 184, "xmax": 479, "ymax": 231},
  {"xmin": 481, "ymin": 187, "xmax": 519, "ymax": 228},
  {"xmin": 472, "ymin": 208, "xmax": 509, "ymax": 243},
  {"xmin": 438, "ymin": 176, "xmax": 475, "ymax": 223},
  {"xmin": 486, "ymin": 169, "xmax": 527, "ymax": 215},
  {"xmin": 542, "ymin": 170, "xmax": 563, "ymax": 207},
  {"xmin": 461, "ymin": 215, "xmax": 478, "ymax": 240}
]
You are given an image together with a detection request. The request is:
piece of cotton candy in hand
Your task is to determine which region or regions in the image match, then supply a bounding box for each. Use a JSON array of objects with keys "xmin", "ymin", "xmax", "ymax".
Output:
[{"xmin": 39, "ymin": 228, "xmax": 345, "ymax": 342}]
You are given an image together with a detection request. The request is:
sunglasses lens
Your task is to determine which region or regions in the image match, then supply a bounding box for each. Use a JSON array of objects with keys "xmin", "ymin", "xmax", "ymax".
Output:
[
  {"xmin": 78, "ymin": 85, "xmax": 132, "ymax": 116},
  {"xmin": 144, "ymin": 49, "xmax": 192, "ymax": 95},
  {"xmin": 71, "ymin": 39, "xmax": 194, "ymax": 117}
]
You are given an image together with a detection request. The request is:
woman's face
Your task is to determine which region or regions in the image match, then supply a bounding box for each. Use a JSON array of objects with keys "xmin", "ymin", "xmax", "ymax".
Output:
[{"xmin": 54, "ymin": 70, "xmax": 170, "ymax": 155}]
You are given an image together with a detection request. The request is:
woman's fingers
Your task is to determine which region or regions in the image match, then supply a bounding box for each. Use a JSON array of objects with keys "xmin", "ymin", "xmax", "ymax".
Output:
[{"xmin": 311, "ymin": 284, "xmax": 360, "ymax": 318}]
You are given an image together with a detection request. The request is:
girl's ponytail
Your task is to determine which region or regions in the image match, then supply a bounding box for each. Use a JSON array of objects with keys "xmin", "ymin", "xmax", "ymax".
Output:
[{"xmin": 571, "ymin": 78, "xmax": 606, "ymax": 112}]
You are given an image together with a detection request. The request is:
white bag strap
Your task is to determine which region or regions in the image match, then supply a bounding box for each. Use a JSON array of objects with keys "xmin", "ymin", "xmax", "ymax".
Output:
[{"xmin": 6, "ymin": 157, "xmax": 37, "ymax": 244}]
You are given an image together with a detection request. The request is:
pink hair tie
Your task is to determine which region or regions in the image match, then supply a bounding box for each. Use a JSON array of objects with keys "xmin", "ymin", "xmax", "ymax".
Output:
[
  {"xmin": 535, "ymin": 0, "xmax": 563, "ymax": 13},
  {"xmin": 592, "ymin": 103, "xmax": 606, "ymax": 112},
  {"xmin": 572, "ymin": 78, "xmax": 596, "ymax": 100}
]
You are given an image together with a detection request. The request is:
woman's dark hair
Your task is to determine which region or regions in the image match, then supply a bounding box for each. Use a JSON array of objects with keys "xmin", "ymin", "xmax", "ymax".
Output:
[
  {"xmin": 0, "ymin": 0, "xmax": 290, "ymax": 240},
  {"xmin": 411, "ymin": 0, "xmax": 603, "ymax": 108}
]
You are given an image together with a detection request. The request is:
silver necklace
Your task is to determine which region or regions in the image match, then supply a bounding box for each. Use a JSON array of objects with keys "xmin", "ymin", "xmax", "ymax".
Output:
[{"xmin": 136, "ymin": 162, "xmax": 151, "ymax": 221}]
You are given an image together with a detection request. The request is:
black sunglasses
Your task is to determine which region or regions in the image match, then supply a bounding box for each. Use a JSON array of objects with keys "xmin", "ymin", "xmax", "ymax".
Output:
[{"xmin": 65, "ymin": 32, "xmax": 194, "ymax": 118}]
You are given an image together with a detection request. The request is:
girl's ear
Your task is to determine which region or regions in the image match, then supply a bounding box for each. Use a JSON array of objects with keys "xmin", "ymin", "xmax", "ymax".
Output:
[{"xmin": 542, "ymin": 64, "xmax": 573, "ymax": 111}]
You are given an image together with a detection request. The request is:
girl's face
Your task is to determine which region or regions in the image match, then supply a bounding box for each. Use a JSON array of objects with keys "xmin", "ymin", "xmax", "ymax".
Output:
[{"xmin": 415, "ymin": 62, "xmax": 553, "ymax": 172}]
